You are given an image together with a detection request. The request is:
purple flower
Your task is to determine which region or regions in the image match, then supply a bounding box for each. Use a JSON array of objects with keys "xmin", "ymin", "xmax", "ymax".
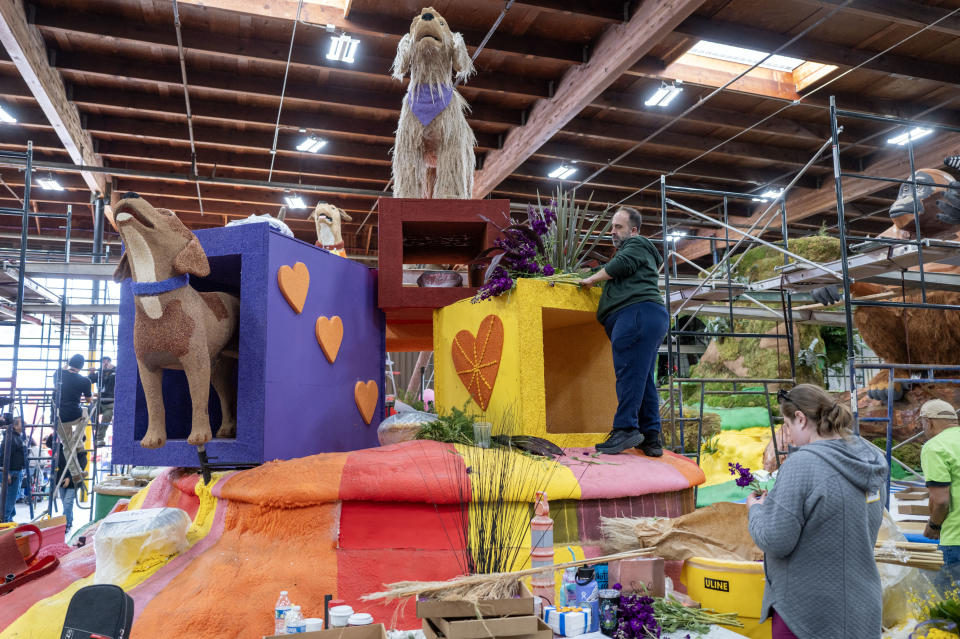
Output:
[
  {"xmin": 542, "ymin": 264, "xmax": 555, "ymax": 276},
  {"xmin": 612, "ymin": 583, "xmax": 622, "ymax": 591},
  {"xmin": 531, "ymin": 218, "xmax": 548, "ymax": 236}
]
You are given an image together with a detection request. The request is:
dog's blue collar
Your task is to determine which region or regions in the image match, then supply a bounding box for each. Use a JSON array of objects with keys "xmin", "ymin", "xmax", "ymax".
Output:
[{"xmin": 129, "ymin": 274, "xmax": 190, "ymax": 296}]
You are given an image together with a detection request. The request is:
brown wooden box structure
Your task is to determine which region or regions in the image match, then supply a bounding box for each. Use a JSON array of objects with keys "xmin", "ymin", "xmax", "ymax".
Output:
[{"xmin": 377, "ymin": 198, "xmax": 510, "ymax": 351}]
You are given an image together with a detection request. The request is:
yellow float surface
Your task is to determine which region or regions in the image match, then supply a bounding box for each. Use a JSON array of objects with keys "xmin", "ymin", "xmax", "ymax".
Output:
[
  {"xmin": 435, "ymin": 279, "xmax": 619, "ymax": 448},
  {"xmin": 0, "ymin": 473, "xmax": 226, "ymax": 639},
  {"xmin": 699, "ymin": 427, "xmax": 772, "ymax": 488}
]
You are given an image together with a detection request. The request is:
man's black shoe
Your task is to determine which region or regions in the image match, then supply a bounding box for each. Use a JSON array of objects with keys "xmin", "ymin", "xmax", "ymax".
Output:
[
  {"xmin": 638, "ymin": 439, "xmax": 663, "ymax": 457},
  {"xmin": 596, "ymin": 428, "xmax": 644, "ymax": 455}
]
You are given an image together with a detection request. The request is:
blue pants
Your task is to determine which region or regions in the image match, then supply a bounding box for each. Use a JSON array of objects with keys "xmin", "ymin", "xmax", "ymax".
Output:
[
  {"xmin": 602, "ymin": 302, "xmax": 669, "ymax": 435},
  {"xmin": 3, "ymin": 470, "xmax": 22, "ymax": 522},
  {"xmin": 936, "ymin": 544, "xmax": 960, "ymax": 594},
  {"xmin": 60, "ymin": 486, "xmax": 77, "ymax": 530}
]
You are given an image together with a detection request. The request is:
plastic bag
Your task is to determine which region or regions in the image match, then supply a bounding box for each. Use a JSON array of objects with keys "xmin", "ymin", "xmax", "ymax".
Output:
[
  {"xmin": 377, "ymin": 410, "xmax": 437, "ymax": 446},
  {"xmin": 876, "ymin": 511, "xmax": 936, "ymax": 630},
  {"xmin": 94, "ymin": 507, "xmax": 191, "ymax": 585},
  {"xmin": 225, "ymin": 214, "xmax": 294, "ymax": 238}
]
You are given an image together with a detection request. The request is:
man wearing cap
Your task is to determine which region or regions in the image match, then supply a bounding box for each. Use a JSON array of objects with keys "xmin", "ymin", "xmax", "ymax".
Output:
[{"xmin": 919, "ymin": 398, "xmax": 960, "ymax": 583}]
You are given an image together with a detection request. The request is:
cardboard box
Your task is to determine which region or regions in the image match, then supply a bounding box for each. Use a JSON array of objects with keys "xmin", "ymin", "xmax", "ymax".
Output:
[
  {"xmin": 609, "ymin": 557, "xmax": 665, "ymax": 597},
  {"xmin": 423, "ymin": 617, "xmax": 547, "ymax": 639},
  {"xmin": 263, "ymin": 622, "xmax": 387, "ymax": 639},
  {"xmin": 416, "ymin": 582, "xmax": 534, "ymax": 619},
  {"xmin": 900, "ymin": 504, "xmax": 931, "ymax": 516},
  {"xmin": 895, "ymin": 489, "xmax": 928, "ymax": 501}
]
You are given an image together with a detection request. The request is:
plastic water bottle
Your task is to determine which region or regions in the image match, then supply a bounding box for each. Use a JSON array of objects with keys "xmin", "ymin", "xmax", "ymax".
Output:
[
  {"xmin": 274, "ymin": 591, "xmax": 292, "ymax": 635},
  {"xmin": 285, "ymin": 606, "xmax": 306, "ymax": 634}
]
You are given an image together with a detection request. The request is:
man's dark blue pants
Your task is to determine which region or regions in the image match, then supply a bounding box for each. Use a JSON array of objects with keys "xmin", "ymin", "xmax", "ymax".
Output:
[{"xmin": 602, "ymin": 301, "xmax": 669, "ymax": 438}]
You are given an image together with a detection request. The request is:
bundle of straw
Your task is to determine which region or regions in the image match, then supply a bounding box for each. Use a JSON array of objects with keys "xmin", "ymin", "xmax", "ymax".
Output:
[
  {"xmin": 362, "ymin": 548, "xmax": 654, "ymax": 604},
  {"xmin": 874, "ymin": 540, "xmax": 943, "ymax": 571}
]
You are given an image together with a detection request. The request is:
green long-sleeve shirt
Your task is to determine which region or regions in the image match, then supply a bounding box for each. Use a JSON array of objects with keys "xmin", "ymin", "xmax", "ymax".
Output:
[{"xmin": 596, "ymin": 236, "xmax": 664, "ymax": 323}]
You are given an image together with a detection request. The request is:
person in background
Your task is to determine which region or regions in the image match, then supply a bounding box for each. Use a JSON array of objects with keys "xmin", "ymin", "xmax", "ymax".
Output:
[
  {"xmin": 579, "ymin": 206, "xmax": 668, "ymax": 456},
  {"xmin": 88, "ymin": 356, "xmax": 116, "ymax": 446},
  {"xmin": 55, "ymin": 354, "xmax": 92, "ymax": 447},
  {"xmin": 45, "ymin": 433, "xmax": 87, "ymax": 533},
  {"xmin": 1, "ymin": 415, "xmax": 27, "ymax": 522},
  {"xmin": 747, "ymin": 384, "xmax": 886, "ymax": 639},
  {"xmin": 918, "ymin": 398, "xmax": 960, "ymax": 590}
]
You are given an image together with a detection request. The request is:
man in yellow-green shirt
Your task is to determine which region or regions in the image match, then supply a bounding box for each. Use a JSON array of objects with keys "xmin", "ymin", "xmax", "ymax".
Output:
[{"xmin": 919, "ymin": 398, "xmax": 960, "ymax": 588}]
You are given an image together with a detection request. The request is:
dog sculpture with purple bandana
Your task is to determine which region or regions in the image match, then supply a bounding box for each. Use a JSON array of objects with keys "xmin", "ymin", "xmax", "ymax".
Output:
[{"xmin": 391, "ymin": 7, "xmax": 476, "ymax": 199}]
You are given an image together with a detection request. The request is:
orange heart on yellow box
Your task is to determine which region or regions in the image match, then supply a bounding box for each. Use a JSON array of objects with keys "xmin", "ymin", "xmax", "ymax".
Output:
[
  {"xmin": 451, "ymin": 315, "xmax": 503, "ymax": 411},
  {"xmin": 277, "ymin": 262, "xmax": 309, "ymax": 314},
  {"xmin": 316, "ymin": 316, "xmax": 344, "ymax": 364},
  {"xmin": 354, "ymin": 380, "xmax": 379, "ymax": 425}
]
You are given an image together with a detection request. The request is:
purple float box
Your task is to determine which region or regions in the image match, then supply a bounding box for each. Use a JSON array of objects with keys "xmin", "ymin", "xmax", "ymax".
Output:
[{"xmin": 113, "ymin": 223, "xmax": 386, "ymax": 467}]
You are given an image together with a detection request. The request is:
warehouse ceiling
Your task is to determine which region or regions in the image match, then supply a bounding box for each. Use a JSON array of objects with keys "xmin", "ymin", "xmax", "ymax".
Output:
[{"xmin": 0, "ymin": 0, "xmax": 958, "ymax": 266}]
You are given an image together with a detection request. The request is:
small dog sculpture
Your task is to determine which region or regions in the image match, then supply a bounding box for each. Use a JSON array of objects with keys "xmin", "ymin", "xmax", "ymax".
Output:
[
  {"xmin": 391, "ymin": 7, "xmax": 476, "ymax": 199},
  {"xmin": 113, "ymin": 193, "xmax": 240, "ymax": 448},
  {"xmin": 309, "ymin": 202, "xmax": 353, "ymax": 257}
]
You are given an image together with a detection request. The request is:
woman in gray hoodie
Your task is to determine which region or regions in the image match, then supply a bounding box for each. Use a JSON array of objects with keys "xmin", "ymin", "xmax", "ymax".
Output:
[{"xmin": 747, "ymin": 384, "xmax": 887, "ymax": 639}]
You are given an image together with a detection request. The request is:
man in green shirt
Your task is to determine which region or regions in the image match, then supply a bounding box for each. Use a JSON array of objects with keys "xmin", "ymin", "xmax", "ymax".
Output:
[
  {"xmin": 919, "ymin": 398, "xmax": 960, "ymax": 587},
  {"xmin": 580, "ymin": 207, "xmax": 668, "ymax": 455}
]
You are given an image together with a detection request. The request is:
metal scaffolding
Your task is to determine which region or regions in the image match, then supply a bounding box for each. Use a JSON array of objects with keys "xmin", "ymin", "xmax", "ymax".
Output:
[
  {"xmin": 658, "ymin": 178, "xmax": 798, "ymax": 474},
  {"xmin": 1, "ymin": 141, "xmax": 117, "ymax": 527}
]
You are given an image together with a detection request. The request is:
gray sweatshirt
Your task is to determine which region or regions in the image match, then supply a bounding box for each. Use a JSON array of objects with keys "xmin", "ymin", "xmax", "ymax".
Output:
[{"xmin": 748, "ymin": 437, "xmax": 887, "ymax": 639}]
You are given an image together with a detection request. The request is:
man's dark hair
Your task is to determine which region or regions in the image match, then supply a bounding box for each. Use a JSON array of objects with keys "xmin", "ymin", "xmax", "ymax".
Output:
[
  {"xmin": 617, "ymin": 206, "xmax": 643, "ymax": 232},
  {"xmin": 101, "ymin": 356, "xmax": 112, "ymax": 363}
]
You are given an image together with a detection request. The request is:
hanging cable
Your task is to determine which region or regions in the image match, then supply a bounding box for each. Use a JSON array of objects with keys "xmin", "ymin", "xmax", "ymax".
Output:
[
  {"xmin": 570, "ymin": 0, "xmax": 856, "ymax": 199},
  {"xmin": 267, "ymin": 0, "xmax": 305, "ymax": 182},
  {"xmin": 172, "ymin": 0, "xmax": 204, "ymax": 215},
  {"xmin": 599, "ymin": 5, "xmax": 960, "ymax": 214}
]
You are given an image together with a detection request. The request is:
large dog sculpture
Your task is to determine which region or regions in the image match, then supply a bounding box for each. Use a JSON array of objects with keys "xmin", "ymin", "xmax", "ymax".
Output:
[
  {"xmin": 309, "ymin": 202, "xmax": 352, "ymax": 257},
  {"xmin": 813, "ymin": 166, "xmax": 960, "ymax": 401},
  {"xmin": 391, "ymin": 7, "xmax": 476, "ymax": 199},
  {"xmin": 113, "ymin": 193, "xmax": 240, "ymax": 448}
]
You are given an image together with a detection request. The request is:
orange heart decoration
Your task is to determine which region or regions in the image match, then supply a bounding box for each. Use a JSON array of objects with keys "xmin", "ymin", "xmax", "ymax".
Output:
[
  {"xmin": 315, "ymin": 316, "xmax": 344, "ymax": 364},
  {"xmin": 277, "ymin": 262, "xmax": 310, "ymax": 314},
  {"xmin": 354, "ymin": 380, "xmax": 379, "ymax": 425},
  {"xmin": 451, "ymin": 315, "xmax": 503, "ymax": 411}
]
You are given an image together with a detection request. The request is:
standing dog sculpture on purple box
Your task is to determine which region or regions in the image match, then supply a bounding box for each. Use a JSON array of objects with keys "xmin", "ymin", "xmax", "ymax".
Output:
[
  {"xmin": 112, "ymin": 193, "xmax": 240, "ymax": 448},
  {"xmin": 113, "ymin": 205, "xmax": 385, "ymax": 467}
]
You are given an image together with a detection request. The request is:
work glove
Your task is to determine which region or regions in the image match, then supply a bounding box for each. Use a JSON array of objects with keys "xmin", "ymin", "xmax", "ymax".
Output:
[{"xmin": 810, "ymin": 285, "xmax": 842, "ymax": 306}]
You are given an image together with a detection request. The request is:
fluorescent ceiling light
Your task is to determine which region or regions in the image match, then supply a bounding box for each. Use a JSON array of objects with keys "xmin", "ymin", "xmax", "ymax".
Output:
[
  {"xmin": 887, "ymin": 127, "xmax": 933, "ymax": 146},
  {"xmin": 37, "ymin": 176, "xmax": 64, "ymax": 191},
  {"xmin": 284, "ymin": 194, "xmax": 307, "ymax": 209},
  {"xmin": 645, "ymin": 82, "xmax": 682, "ymax": 107},
  {"xmin": 0, "ymin": 106, "xmax": 15, "ymax": 124},
  {"xmin": 688, "ymin": 40, "xmax": 805, "ymax": 72},
  {"xmin": 548, "ymin": 164, "xmax": 577, "ymax": 180},
  {"xmin": 327, "ymin": 34, "xmax": 360, "ymax": 63},
  {"xmin": 296, "ymin": 136, "xmax": 327, "ymax": 153}
]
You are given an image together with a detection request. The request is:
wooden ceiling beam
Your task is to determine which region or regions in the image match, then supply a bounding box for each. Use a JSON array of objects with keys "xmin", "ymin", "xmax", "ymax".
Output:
[
  {"xmin": 591, "ymin": 87, "xmax": 881, "ymax": 150},
  {"xmin": 533, "ymin": 140, "xmax": 823, "ymax": 189},
  {"xmin": 29, "ymin": 7, "xmax": 550, "ymax": 99},
  {"xmin": 678, "ymin": 133, "xmax": 960, "ymax": 260},
  {"xmin": 674, "ymin": 15, "xmax": 960, "ymax": 89},
  {"xmin": 0, "ymin": 0, "xmax": 104, "ymax": 194},
  {"xmin": 558, "ymin": 117, "xmax": 850, "ymax": 168},
  {"xmin": 36, "ymin": 52, "xmax": 521, "ymax": 128},
  {"xmin": 792, "ymin": 0, "xmax": 960, "ymax": 39},
  {"xmin": 100, "ymin": 147, "xmax": 391, "ymax": 184},
  {"xmin": 473, "ymin": 0, "xmax": 707, "ymax": 197}
]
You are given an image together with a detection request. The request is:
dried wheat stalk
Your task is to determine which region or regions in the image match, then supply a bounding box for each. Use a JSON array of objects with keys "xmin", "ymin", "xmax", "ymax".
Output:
[{"xmin": 362, "ymin": 548, "xmax": 654, "ymax": 604}]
